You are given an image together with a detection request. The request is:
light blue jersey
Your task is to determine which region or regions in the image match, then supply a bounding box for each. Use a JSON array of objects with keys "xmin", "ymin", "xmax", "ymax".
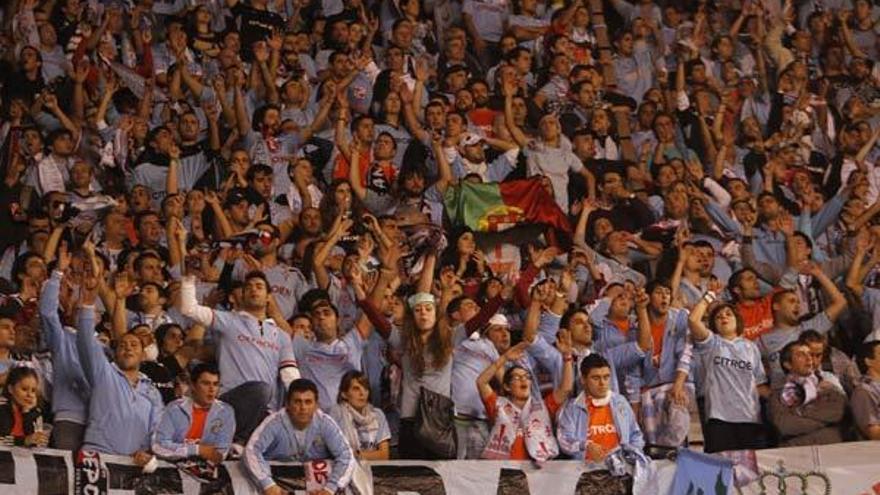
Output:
[{"xmin": 293, "ymin": 331, "xmax": 366, "ymax": 411}]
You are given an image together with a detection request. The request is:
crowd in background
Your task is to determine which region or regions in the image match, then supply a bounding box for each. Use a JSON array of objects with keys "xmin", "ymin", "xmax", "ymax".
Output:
[{"xmin": 0, "ymin": 0, "xmax": 880, "ymax": 492}]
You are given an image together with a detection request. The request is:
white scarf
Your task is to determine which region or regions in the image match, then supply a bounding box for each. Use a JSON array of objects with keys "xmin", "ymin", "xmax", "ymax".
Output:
[
  {"xmin": 590, "ymin": 390, "xmax": 612, "ymax": 407},
  {"xmin": 337, "ymin": 403, "xmax": 381, "ymax": 451},
  {"xmin": 459, "ymin": 157, "xmax": 489, "ymax": 182},
  {"xmin": 482, "ymin": 395, "xmax": 559, "ymax": 461}
]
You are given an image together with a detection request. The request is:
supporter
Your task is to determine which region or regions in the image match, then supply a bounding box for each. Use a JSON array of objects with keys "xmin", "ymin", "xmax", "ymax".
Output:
[
  {"xmin": 768, "ymin": 340, "xmax": 846, "ymax": 446},
  {"xmin": 629, "ymin": 280, "xmax": 692, "ymax": 446},
  {"xmin": 76, "ymin": 271, "xmax": 164, "ymax": 464},
  {"xmin": 0, "ymin": 0, "xmax": 878, "ymax": 477},
  {"xmin": 0, "ymin": 367, "xmax": 49, "ymax": 447},
  {"xmin": 476, "ymin": 327, "xmax": 572, "ymax": 461},
  {"xmin": 799, "ymin": 329, "xmax": 861, "ymax": 396},
  {"xmin": 151, "ymin": 363, "xmax": 235, "ymax": 463},
  {"xmin": 39, "ymin": 251, "xmax": 89, "ymax": 449},
  {"xmin": 556, "ymin": 354, "xmax": 644, "ymax": 461},
  {"xmin": 852, "ymin": 341, "xmax": 880, "ymax": 440},
  {"xmin": 757, "ymin": 266, "xmax": 847, "ymax": 389},
  {"xmin": 243, "ymin": 379, "xmax": 355, "ymax": 495},
  {"xmin": 180, "ymin": 271, "xmax": 298, "ymax": 444},
  {"xmin": 688, "ymin": 294, "xmax": 770, "ymax": 453},
  {"xmin": 329, "ymin": 370, "xmax": 391, "ymax": 460},
  {"xmin": 294, "ymin": 291, "xmax": 371, "ymax": 411}
]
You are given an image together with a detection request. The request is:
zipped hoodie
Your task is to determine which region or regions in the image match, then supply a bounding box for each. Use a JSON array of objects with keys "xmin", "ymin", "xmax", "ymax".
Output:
[
  {"xmin": 39, "ymin": 271, "xmax": 90, "ymax": 425},
  {"xmin": 556, "ymin": 391, "xmax": 644, "ymax": 460},
  {"xmin": 243, "ymin": 409, "xmax": 355, "ymax": 493},
  {"xmin": 151, "ymin": 397, "xmax": 236, "ymax": 460},
  {"xmin": 76, "ymin": 305, "xmax": 164, "ymax": 455}
]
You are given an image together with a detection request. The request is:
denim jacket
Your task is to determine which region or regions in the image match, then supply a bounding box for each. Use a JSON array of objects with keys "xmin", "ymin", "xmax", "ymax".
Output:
[{"xmin": 556, "ymin": 391, "xmax": 644, "ymax": 459}]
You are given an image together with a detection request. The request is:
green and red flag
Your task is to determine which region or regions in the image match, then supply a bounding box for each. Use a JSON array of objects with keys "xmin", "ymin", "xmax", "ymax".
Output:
[{"xmin": 443, "ymin": 178, "xmax": 572, "ymax": 245}]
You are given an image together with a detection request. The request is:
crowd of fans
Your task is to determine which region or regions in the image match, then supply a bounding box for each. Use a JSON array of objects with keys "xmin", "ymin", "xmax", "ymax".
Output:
[{"xmin": 0, "ymin": 0, "xmax": 880, "ymax": 492}]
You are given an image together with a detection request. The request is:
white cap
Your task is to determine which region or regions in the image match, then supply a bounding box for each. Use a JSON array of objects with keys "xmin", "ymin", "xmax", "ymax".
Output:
[{"xmin": 487, "ymin": 313, "xmax": 510, "ymax": 328}]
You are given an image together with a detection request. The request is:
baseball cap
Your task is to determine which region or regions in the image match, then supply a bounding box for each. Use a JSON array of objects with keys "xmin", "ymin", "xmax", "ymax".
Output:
[
  {"xmin": 223, "ymin": 188, "xmax": 249, "ymax": 208},
  {"xmin": 443, "ymin": 64, "xmax": 468, "ymax": 79},
  {"xmin": 486, "ymin": 313, "xmax": 509, "ymax": 328}
]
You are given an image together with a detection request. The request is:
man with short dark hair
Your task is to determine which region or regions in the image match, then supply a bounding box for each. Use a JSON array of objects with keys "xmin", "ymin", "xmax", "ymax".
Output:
[
  {"xmin": 76, "ymin": 273, "xmax": 164, "ymax": 465},
  {"xmin": 152, "ymin": 363, "xmax": 236, "ymax": 463},
  {"xmin": 243, "ymin": 379, "xmax": 355, "ymax": 495},
  {"xmin": 768, "ymin": 341, "xmax": 846, "ymax": 446},
  {"xmin": 556, "ymin": 354, "xmax": 644, "ymax": 460},
  {"xmin": 852, "ymin": 341, "xmax": 880, "ymax": 440},
  {"xmin": 181, "ymin": 270, "xmax": 298, "ymax": 443},
  {"xmin": 757, "ymin": 267, "xmax": 847, "ymax": 389}
]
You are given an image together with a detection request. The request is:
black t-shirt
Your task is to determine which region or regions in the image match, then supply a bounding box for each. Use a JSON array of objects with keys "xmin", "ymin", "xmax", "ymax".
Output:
[{"xmin": 230, "ymin": 2, "xmax": 285, "ymax": 61}]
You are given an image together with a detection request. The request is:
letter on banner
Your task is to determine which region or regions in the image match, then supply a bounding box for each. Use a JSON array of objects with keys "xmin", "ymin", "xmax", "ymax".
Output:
[
  {"xmin": 496, "ymin": 468, "xmax": 530, "ymax": 495},
  {"xmin": 371, "ymin": 465, "xmax": 446, "ymax": 495}
]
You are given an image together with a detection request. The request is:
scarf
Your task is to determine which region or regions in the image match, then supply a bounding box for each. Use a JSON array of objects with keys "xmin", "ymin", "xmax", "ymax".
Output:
[
  {"xmin": 337, "ymin": 403, "xmax": 381, "ymax": 452},
  {"xmin": 460, "ymin": 158, "xmax": 489, "ymax": 182},
  {"xmin": 590, "ymin": 390, "xmax": 612, "ymax": 407},
  {"xmin": 780, "ymin": 372, "xmax": 820, "ymax": 407},
  {"xmin": 482, "ymin": 395, "xmax": 559, "ymax": 462}
]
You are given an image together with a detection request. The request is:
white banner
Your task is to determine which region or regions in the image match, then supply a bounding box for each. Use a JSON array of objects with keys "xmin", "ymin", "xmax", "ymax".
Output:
[{"xmin": 0, "ymin": 442, "xmax": 878, "ymax": 494}]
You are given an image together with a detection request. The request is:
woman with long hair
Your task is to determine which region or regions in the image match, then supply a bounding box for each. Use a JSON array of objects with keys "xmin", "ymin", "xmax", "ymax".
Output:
[
  {"xmin": 318, "ymin": 179, "xmax": 366, "ymax": 234},
  {"xmin": 387, "ymin": 254, "xmax": 455, "ymax": 459},
  {"xmin": 0, "ymin": 367, "xmax": 49, "ymax": 447},
  {"xmin": 330, "ymin": 371, "xmax": 391, "ymax": 460}
]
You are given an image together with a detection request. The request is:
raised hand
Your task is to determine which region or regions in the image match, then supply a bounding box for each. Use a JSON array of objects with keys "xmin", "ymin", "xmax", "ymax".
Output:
[
  {"xmin": 634, "ymin": 286, "xmax": 649, "ymax": 309},
  {"xmin": 267, "ymin": 31, "xmax": 283, "ymax": 52},
  {"xmin": 556, "ymin": 329, "xmax": 573, "ymax": 356},
  {"xmin": 72, "ymin": 60, "xmax": 90, "ymax": 84},
  {"xmin": 532, "ymin": 246, "xmax": 560, "ymax": 268},
  {"xmin": 204, "ymin": 190, "xmax": 220, "ymax": 207},
  {"xmin": 438, "ymin": 265, "xmax": 459, "ymax": 290},
  {"xmin": 57, "ymin": 241, "xmax": 72, "ymax": 272},
  {"xmin": 43, "ymin": 93, "xmax": 59, "ymax": 112},
  {"xmin": 253, "ymin": 41, "xmax": 270, "ymax": 63},
  {"xmin": 113, "ymin": 273, "xmax": 135, "ymax": 299},
  {"xmin": 504, "ymin": 341, "xmax": 530, "ymax": 361}
]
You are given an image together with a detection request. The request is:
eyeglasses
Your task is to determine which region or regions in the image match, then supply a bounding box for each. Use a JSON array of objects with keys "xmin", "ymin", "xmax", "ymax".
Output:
[{"xmin": 508, "ymin": 374, "xmax": 530, "ymax": 383}]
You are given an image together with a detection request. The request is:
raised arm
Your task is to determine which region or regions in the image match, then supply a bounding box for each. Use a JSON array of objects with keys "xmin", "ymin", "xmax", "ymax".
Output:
[
  {"xmin": 476, "ymin": 342, "xmax": 528, "ymax": 400},
  {"xmin": 204, "ymin": 191, "xmax": 234, "ymax": 239},
  {"xmin": 232, "ymin": 74, "xmax": 251, "ymax": 137},
  {"xmin": 433, "ymin": 133, "xmax": 455, "ymax": 196},
  {"xmin": 39, "ymin": 247, "xmax": 70, "ymax": 350},
  {"xmin": 180, "ymin": 274, "xmax": 214, "ymax": 327},
  {"xmin": 806, "ymin": 262, "xmax": 847, "ymax": 322},
  {"xmin": 252, "ymin": 42, "xmax": 278, "ymax": 105},
  {"xmin": 417, "ymin": 252, "xmax": 437, "ymax": 294},
  {"xmin": 552, "ymin": 330, "xmax": 575, "ymax": 405},
  {"xmin": 313, "ymin": 215, "xmax": 354, "ymax": 290},
  {"xmin": 687, "ymin": 291, "xmax": 714, "ymax": 342},
  {"xmin": 502, "ymin": 79, "xmax": 529, "ymax": 148},
  {"xmin": 633, "ymin": 287, "xmax": 653, "ymax": 352},
  {"xmin": 299, "ymin": 84, "xmax": 336, "ymax": 143},
  {"xmin": 348, "ymin": 135, "xmax": 367, "ymax": 201},
  {"xmin": 846, "ymin": 232, "xmax": 880, "ymax": 296},
  {"xmin": 43, "ymin": 93, "xmax": 81, "ymax": 142}
]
